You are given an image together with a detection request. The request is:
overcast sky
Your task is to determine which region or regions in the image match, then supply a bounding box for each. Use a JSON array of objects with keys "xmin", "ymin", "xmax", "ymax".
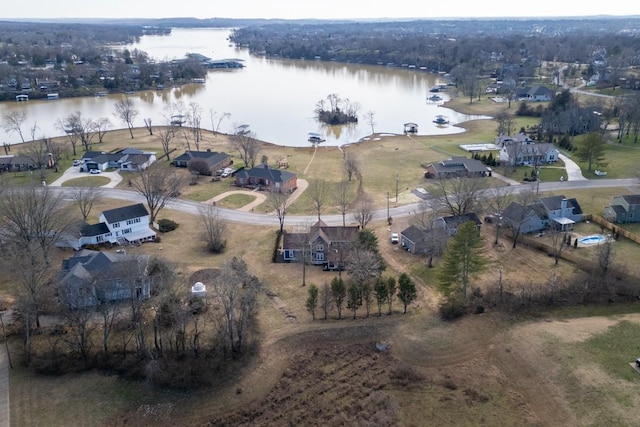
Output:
[{"xmin": 2, "ymin": 1, "xmax": 640, "ymax": 20}]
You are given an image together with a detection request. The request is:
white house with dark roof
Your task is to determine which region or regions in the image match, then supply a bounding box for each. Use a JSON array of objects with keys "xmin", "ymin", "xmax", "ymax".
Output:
[
  {"xmin": 58, "ymin": 203, "xmax": 156, "ymax": 250},
  {"xmin": 80, "ymin": 149, "xmax": 156, "ymax": 172},
  {"xmin": 497, "ymin": 133, "xmax": 558, "ymax": 166}
]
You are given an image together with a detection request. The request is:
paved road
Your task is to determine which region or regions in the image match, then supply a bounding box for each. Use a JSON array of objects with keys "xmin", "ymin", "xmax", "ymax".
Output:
[
  {"xmin": 558, "ymin": 153, "xmax": 587, "ymax": 181},
  {"xmin": 52, "ymin": 177, "xmax": 640, "ymax": 227}
]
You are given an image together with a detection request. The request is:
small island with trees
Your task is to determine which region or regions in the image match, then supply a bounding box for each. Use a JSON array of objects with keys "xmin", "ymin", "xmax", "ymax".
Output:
[{"xmin": 314, "ymin": 93, "xmax": 359, "ymax": 125}]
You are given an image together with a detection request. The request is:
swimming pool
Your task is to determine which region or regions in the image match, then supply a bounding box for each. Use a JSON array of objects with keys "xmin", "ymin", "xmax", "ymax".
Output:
[{"xmin": 578, "ymin": 234, "xmax": 607, "ymax": 245}]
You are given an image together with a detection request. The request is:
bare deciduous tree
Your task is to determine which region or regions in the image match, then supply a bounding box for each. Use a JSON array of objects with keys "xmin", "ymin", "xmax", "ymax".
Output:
[
  {"xmin": 143, "ymin": 118, "xmax": 153, "ymax": 136},
  {"xmin": 70, "ymin": 185, "xmax": 103, "ymax": 221},
  {"xmin": 352, "ymin": 195, "xmax": 374, "ymax": 229},
  {"xmin": 22, "ymin": 138, "xmax": 49, "ymax": 181},
  {"xmin": 344, "ymin": 153, "xmax": 360, "ymax": 182},
  {"xmin": 334, "ymin": 181, "xmax": 355, "ymax": 226},
  {"xmin": 209, "ymin": 110, "xmax": 231, "ymax": 135},
  {"xmin": 93, "ymin": 117, "xmax": 112, "ymax": 143},
  {"xmin": 434, "ymin": 177, "xmax": 485, "ymax": 217},
  {"xmin": 57, "ymin": 111, "xmax": 95, "ymax": 154},
  {"xmin": 307, "ymin": 179, "xmax": 328, "ymax": 220},
  {"xmin": 131, "ymin": 166, "xmax": 183, "ymax": 224},
  {"xmin": 156, "ymin": 127, "xmax": 175, "ymax": 161},
  {"xmin": 230, "ymin": 131, "xmax": 261, "ymax": 169},
  {"xmin": 187, "ymin": 102, "xmax": 203, "ymax": 149},
  {"xmin": 211, "ymin": 258, "xmax": 261, "ymax": 354},
  {"xmin": 0, "ymin": 185, "xmax": 76, "ymax": 264},
  {"xmin": 114, "ymin": 97, "xmax": 139, "ymax": 139},
  {"xmin": 2, "ymin": 110, "xmax": 27, "ymax": 143},
  {"xmin": 483, "ymin": 186, "xmax": 513, "ymax": 244},
  {"xmin": 199, "ymin": 203, "xmax": 227, "ymax": 253},
  {"xmin": 268, "ymin": 190, "xmax": 292, "ymax": 234}
]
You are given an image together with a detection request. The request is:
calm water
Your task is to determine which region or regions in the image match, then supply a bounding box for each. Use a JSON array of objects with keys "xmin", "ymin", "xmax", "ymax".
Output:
[{"xmin": 0, "ymin": 28, "xmax": 489, "ymax": 147}]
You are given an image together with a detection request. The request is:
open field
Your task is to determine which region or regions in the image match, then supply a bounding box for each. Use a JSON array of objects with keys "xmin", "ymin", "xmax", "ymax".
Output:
[{"xmin": 6, "ymin": 84, "xmax": 640, "ymax": 426}]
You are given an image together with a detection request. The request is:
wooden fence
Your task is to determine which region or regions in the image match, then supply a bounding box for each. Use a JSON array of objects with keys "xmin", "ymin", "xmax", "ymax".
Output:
[{"xmin": 584, "ymin": 214, "xmax": 640, "ymax": 245}]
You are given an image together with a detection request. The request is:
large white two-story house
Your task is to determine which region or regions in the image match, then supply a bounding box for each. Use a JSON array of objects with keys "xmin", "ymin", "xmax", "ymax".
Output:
[
  {"xmin": 497, "ymin": 133, "xmax": 559, "ymax": 166},
  {"xmin": 59, "ymin": 203, "xmax": 156, "ymax": 250}
]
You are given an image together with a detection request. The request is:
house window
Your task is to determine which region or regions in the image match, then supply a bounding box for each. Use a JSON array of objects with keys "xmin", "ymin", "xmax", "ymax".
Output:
[
  {"xmin": 284, "ymin": 250, "xmax": 294, "ymax": 259},
  {"xmin": 126, "ymin": 218, "xmax": 141, "ymax": 225},
  {"xmin": 316, "ymin": 252, "xmax": 325, "ymax": 261},
  {"xmin": 96, "ymin": 235, "xmax": 103, "ymax": 243},
  {"xmin": 123, "ymin": 228, "xmax": 132, "ymax": 234},
  {"xmin": 112, "ymin": 222, "xmax": 120, "ymax": 228},
  {"xmin": 316, "ymin": 243, "xmax": 324, "ymax": 251}
]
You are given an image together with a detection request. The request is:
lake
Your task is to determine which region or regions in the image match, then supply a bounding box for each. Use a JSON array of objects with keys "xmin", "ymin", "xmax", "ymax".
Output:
[{"xmin": 0, "ymin": 28, "xmax": 489, "ymax": 147}]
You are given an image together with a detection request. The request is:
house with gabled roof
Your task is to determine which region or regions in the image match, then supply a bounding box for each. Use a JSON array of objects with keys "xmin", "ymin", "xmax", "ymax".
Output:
[
  {"xmin": 502, "ymin": 195, "xmax": 583, "ymax": 234},
  {"xmin": 516, "ymin": 85, "xmax": 555, "ymax": 102},
  {"xmin": 433, "ymin": 212, "xmax": 483, "ymax": 236},
  {"xmin": 81, "ymin": 149, "xmax": 156, "ymax": 172},
  {"xmin": 172, "ymin": 149, "xmax": 232, "ymax": 173},
  {"xmin": 424, "ymin": 156, "xmax": 491, "ymax": 179},
  {"xmin": 57, "ymin": 203, "xmax": 156, "ymax": 250},
  {"xmin": 603, "ymin": 194, "xmax": 640, "ymax": 223},
  {"xmin": 235, "ymin": 163, "xmax": 297, "ymax": 193},
  {"xmin": 497, "ymin": 132, "xmax": 559, "ymax": 166},
  {"xmin": 280, "ymin": 220, "xmax": 359, "ymax": 269},
  {"xmin": 400, "ymin": 225, "xmax": 430, "ymax": 253},
  {"xmin": 57, "ymin": 249, "xmax": 150, "ymax": 308}
]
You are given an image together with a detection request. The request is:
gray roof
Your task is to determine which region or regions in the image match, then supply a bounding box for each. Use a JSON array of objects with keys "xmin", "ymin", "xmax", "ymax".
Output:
[
  {"xmin": 441, "ymin": 212, "xmax": 482, "ymax": 228},
  {"xmin": 429, "ymin": 156, "xmax": 487, "ymax": 174},
  {"xmin": 174, "ymin": 150, "xmax": 230, "ymax": 167},
  {"xmin": 401, "ymin": 225, "xmax": 428, "ymax": 244},
  {"xmin": 101, "ymin": 203, "xmax": 149, "ymax": 223},
  {"xmin": 236, "ymin": 164, "xmax": 296, "ymax": 184},
  {"xmin": 621, "ymin": 194, "xmax": 640, "ymax": 206},
  {"xmin": 80, "ymin": 222, "xmax": 110, "ymax": 237}
]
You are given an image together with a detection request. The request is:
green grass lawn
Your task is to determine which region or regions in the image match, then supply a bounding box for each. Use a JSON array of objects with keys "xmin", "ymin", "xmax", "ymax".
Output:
[
  {"xmin": 216, "ymin": 193, "xmax": 256, "ymax": 209},
  {"xmin": 61, "ymin": 176, "xmax": 111, "ymax": 187}
]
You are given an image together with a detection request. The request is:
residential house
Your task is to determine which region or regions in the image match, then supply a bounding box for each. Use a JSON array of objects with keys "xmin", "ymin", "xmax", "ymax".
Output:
[
  {"xmin": 81, "ymin": 149, "xmax": 156, "ymax": 172},
  {"xmin": 57, "ymin": 249, "xmax": 150, "ymax": 308},
  {"xmin": 433, "ymin": 212, "xmax": 483, "ymax": 236},
  {"xmin": 603, "ymin": 194, "xmax": 640, "ymax": 223},
  {"xmin": 235, "ymin": 163, "xmax": 297, "ymax": 193},
  {"xmin": 58, "ymin": 203, "xmax": 156, "ymax": 250},
  {"xmin": 424, "ymin": 156, "xmax": 491, "ymax": 179},
  {"xmin": 516, "ymin": 85, "xmax": 555, "ymax": 102},
  {"xmin": 172, "ymin": 150, "xmax": 232, "ymax": 173},
  {"xmin": 502, "ymin": 195, "xmax": 584, "ymax": 234},
  {"xmin": 400, "ymin": 225, "xmax": 430, "ymax": 253},
  {"xmin": 497, "ymin": 133, "xmax": 559, "ymax": 166},
  {"xmin": 281, "ymin": 220, "xmax": 360, "ymax": 269},
  {"xmin": 0, "ymin": 155, "xmax": 37, "ymax": 172}
]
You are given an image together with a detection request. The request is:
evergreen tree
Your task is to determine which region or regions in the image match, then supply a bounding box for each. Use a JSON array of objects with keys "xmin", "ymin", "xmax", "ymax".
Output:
[
  {"xmin": 330, "ymin": 277, "xmax": 346, "ymax": 319},
  {"xmin": 373, "ymin": 277, "xmax": 388, "ymax": 316},
  {"xmin": 397, "ymin": 273, "xmax": 417, "ymax": 314},
  {"xmin": 386, "ymin": 276, "xmax": 397, "ymax": 314},
  {"xmin": 438, "ymin": 221, "xmax": 487, "ymax": 303},
  {"xmin": 346, "ymin": 281, "xmax": 361, "ymax": 319},
  {"xmin": 576, "ymin": 132, "xmax": 606, "ymax": 171},
  {"xmin": 305, "ymin": 284, "xmax": 319, "ymax": 320}
]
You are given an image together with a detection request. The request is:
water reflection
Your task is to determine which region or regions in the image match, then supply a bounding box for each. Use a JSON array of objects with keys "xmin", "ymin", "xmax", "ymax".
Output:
[{"xmin": 0, "ymin": 28, "xmax": 489, "ymax": 147}]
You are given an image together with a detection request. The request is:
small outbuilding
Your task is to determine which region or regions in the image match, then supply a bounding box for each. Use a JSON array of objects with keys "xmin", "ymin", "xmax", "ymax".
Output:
[{"xmin": 404, "ymin": 122, "xmax": 418, "ymax": 134}]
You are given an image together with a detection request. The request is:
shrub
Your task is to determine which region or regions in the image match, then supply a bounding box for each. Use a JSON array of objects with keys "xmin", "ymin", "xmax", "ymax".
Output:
[
  {"xmin": 187, "ymin": 158, "xmax": 212, "ymax": 176},
  {"xmin": 439, "ymin": 298, "xmax": 467, "ymax": 320},
  {"xmin": 157, "ymin": 218, "xmax": 179, "ymax": 233}
]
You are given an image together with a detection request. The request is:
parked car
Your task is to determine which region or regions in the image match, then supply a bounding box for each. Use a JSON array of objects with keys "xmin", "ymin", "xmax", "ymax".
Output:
[
  {"xmin": 391, "ymin": 233, "xmax": 399, "ymax": 244},
  {"xmin": 72, "ymin": 160, "xmax": 81, "ymax": 166},
  {"xmin": 323, "ymin": 262, "xmax": 344, "ymax": 271},
  {"xmin": 89, "ymin": 169, "xmax": 101, "ymax": 174}
]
